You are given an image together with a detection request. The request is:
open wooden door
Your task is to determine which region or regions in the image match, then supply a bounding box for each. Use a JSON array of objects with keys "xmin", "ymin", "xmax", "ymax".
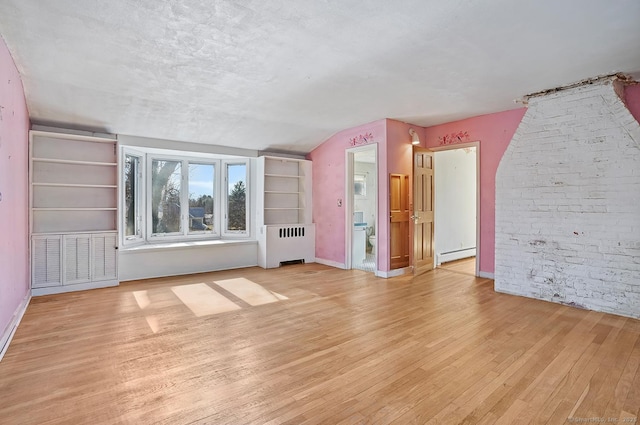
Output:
[
  {"xmin": 389, "ymin": 174, "xmax": 410, "ymax": 269},
  {"xmin": 413, "ymin": 147, "xmax": 434, "ymax": 275}
]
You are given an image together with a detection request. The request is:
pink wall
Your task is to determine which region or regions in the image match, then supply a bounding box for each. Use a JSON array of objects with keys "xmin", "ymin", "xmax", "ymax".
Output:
[
  {"xmin": 624, "ymin": 84, "xmax": 640, "ymax": 123},
  {"xmin": 0, "ymin": 37, "xmax": 30, "ymax": 339},
  {"xmin": 308, "ymin": 119, "xmax": 386, "ymax": 268},
  {"xmin": 310, "ymin": 83, "xmax": 636, "ymax": 276},
  {"xmin": 311, "ymin": 109, "xmax": 525, "ymax": 276},
  {"xmin": 423, "ymin": 108, "xmax": 526, "ymax": 275},
  {"xmin": 309, "ymin": 118, "xmax": 422, "ymax": 272}
]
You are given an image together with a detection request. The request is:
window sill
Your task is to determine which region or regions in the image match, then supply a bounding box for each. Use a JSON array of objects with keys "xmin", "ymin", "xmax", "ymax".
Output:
[{"xmin": 120, "ymin": 239, "xmax": 256, "ymax": 253}]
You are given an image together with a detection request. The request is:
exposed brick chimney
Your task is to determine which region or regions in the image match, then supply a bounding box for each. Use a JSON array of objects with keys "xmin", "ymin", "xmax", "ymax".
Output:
[{"xmin": 495, "ymin": 75, "xmax": 640, "ymax": 319}]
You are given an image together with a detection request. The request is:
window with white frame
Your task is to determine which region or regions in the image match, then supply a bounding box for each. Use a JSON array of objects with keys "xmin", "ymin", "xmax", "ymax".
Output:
[
  {"xmin": 188, "ymin": 162, "xmax": 215, "ymax": 234},
  {"xmin": 123, "ymin": 151, "xmax": 144, "ymax": 243},
  {"xmin": 225, "ymin": 162, "xmax": 247, "ymax": 234},
  {"xmin": 151, "ymin": 158, "xmax": 182, "ymax": 236},
  {"xmin": 121, "ymin": 147, "xmax": 250, "ymax": 246}
]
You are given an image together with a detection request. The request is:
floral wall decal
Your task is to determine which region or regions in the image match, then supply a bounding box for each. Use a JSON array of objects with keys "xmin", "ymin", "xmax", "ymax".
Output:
[
  {"xmin": 438, "ymin": 131, "xmax": 470, "ymax": 146},
  {"xmin": 349, "ymin": 132, "xmax": 374, "ymax": 147}
]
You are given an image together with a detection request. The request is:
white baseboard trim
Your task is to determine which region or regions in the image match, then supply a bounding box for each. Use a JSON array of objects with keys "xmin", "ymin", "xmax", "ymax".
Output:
[
  {"xmin": 376, "ymin": 267, "xmax": 411, "ymax": 278},
  {"xmin": 478, "ymin": 271, "xmax": 494, "ymax": 279},
  {"xmin": 315, "ymin": 258, "xmax": 347, "ymax": 270},
  {"xmin": 0, "ymin": 293, "xmax": 31, "ymax": 362},
  {"xmin": 32, "ymin": 279, "xmax": 119, "ymax": 296}
]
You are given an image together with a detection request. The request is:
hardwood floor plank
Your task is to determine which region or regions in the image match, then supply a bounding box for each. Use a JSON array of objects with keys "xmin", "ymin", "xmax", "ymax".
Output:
[
  {"xmin": 603, "ymin": 331, "xmax": 640, "ymax": 419},
  {"xmin": 437, "ymin": 257, "xmax": 476, "ymax": 276},
  {"xmin": 0, "ymin": 263, "xmax": 638, "ymax": 424},
  {"xmin": 567, "ymin": 317, "xmax": 631, "ymax": 419},
  {"xmin": 450, "ymin": 324, "xmax": 573, "ymax": 424},
  {"xmin": 529, "ymin": 342, "xmax": 601, "ymax": 424},
  {"xmin": 623, "ymin": 350, "xmax": 640, "ymax": 419}
]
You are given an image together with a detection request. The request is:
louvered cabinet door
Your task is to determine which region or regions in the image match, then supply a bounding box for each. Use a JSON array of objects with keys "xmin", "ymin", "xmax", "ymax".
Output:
[
  {"xmin": 91, "ymin": 233, "xmax": 117, "ymax": 282},
  {"xmin": 63, "ymin": 234, "xmax": 91, "ymax": 285},
  {"xmin": 32, "ymin": 235, "xmax": 63, "ymax": 288}
]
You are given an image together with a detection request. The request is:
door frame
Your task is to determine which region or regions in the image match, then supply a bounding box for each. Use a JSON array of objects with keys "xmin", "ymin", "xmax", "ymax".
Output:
[
  {"xmin": 429, "ymin": 141, "xmax": 480, "ymax": 277},
  {"xmin": 345, "ymin": 144, "xmax": 378, "ymax": 273}
]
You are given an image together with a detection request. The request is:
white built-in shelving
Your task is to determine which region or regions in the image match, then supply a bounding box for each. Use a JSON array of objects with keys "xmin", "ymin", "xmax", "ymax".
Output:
[
  {"xmin": 256, "ymin": 156, "xmax": 315, "ymax": 268},
  {"xmin": 258, "ymin": 156, "xmax": 312, "ymax": 226},
  {"xmin": 30, "ymin": 130, "xmax": 119, "ymax": 295}
]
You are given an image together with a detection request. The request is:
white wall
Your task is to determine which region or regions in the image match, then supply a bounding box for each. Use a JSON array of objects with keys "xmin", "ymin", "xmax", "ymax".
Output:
[
  {"xmin": 119, "ymin": 241, "xmax": 258, "ymax": 281},
  {"xmin": 495, "ymin": 78, "xmax": 640, "ymax": 319},
  {"xmin": 434, "ymin": 147, "xmax": 476, "ymax": 263}
]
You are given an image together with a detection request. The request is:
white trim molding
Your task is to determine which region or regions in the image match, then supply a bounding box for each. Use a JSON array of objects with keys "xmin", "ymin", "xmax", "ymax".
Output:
[
  {"xmin": 32, "ymin": 280, "xmax": 119, "ymax": 297},
  {"xmin": 377, "ymin": 266, "xmax": 411, "ymax": 278},
  {"xmin": 0, "ymin": 293, "xmax": 31, "ymax": 362},
  {"xmin": 314, "ymin": 258, "xmax": 347, "ymax": 270},
  {"xmin": 478, "ymin": 271, "xmax": 494, "ymax": 280}
]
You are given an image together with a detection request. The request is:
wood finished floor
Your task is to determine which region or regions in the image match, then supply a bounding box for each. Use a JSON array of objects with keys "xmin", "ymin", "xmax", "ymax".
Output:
[
  {"xmin": 438, "ymin": 257, "xmax": 476, "ymax": 276},
  {"xmin": 1, "ymin": 263, "xmax": 639, "ymax": 424}
]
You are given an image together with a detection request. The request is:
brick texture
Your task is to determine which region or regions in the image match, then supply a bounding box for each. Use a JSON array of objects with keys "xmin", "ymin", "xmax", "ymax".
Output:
[{"xmin": 495, "ymin": 78, "xmax": 640, "ymax": 319}]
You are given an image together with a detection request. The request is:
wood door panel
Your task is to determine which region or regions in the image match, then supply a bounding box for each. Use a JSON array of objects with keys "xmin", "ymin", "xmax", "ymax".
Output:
[
  {"xmin": 389, "ymin": 174, "xmax": 410, "ymax": 269},
  {"xmin": 413, "ymin": 148, "xmax": 434, "ymax": 275},
  {"xmin": 390, "ymin": 221, "xmax": 409, "ymax": 269},
  {"xmin": 425, "ymin": 174, "xmax": 433, "ymax": 212},
  {"xmin": 390, "ymin": 175, "xmax": 402, "ymax": 212},
  {"xmin": 415, "ymin": 173, "xmax": 424, "ymax": 212},
  {"xmin": 414, "ymin": 222, "xmax": 432, "ymax": 257}
]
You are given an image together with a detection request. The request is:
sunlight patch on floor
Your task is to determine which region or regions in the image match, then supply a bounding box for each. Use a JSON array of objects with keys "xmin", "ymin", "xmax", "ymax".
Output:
[
  {"xmin": 132, "ymin": 290, "xmax": 151, "ymax": 310},
  {"xmin": 171, "ymin": 283, "xmax": 242, "ymax": 317},
  {"xmin": 145, "ymin": 315, "xmax": 160, "ymax": 333},
  {"xmin": 131, "ymin": 279, "xmax": 288, "ymax": 326},
  {"xmin": 215, "ymin": 277, "xmax": 288, "ymax": 306}
]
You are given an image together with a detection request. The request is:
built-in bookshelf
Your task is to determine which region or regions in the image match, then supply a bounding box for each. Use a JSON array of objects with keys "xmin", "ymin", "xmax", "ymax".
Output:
[
  {"xmin": 30, "ymin": 130, "xmax": 119, "ymax": 295},
  {"xmin": 256, "ymin": 156, "xmax": 314, "ymax": 268},
  {"xmin": 257, "ymin": 156, "xmax": 312, "ymax": 226}
]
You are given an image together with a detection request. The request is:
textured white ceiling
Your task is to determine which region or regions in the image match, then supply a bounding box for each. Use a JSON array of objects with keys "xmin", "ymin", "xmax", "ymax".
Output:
[{"xmin": 1, "ymin": 0, "xmax": 639, "ymax": 153}]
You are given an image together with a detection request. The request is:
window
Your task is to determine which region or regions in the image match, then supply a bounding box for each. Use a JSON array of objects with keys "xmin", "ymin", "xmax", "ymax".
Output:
[
  {"xmin": 121, "ymin": 147, "xmax": 251, "ymax": 246},
  {"xmin": 188, "ymin": 163, "xmax": 215, "ymax": 234},
  {"xmin": 151, "ymin": 159, "xmax": 182, "ymax": 235},
  {"xmin": 123, "ymin": 152, "xmax": 143, "ymax": 243},
  {"xmin": 225, "ymin": 163, "xmax": 248, "ymax": 234}
]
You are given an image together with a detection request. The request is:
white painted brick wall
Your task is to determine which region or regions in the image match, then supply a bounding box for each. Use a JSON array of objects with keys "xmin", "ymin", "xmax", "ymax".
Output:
[{"xmin": 495, "ymin": 78, "xmax": 640, "ymax": 319}]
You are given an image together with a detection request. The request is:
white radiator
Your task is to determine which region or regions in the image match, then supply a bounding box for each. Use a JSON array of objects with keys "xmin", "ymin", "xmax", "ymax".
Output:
[
  {"xmin": 258, "ymin": 224, "xmax": 315, "ymax": 268},
  {"xmin": 437, "ymin": 247, "xmax": 476, "ymax": 265}
]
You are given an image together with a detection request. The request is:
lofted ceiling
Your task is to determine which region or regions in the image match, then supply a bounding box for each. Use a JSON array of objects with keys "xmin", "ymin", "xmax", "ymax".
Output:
[{"xmin": 1, "ymin": 0, "xmax": 639, "ymax": 154}]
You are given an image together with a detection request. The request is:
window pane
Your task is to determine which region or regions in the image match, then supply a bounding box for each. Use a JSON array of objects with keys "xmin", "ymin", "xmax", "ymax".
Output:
[
  {"xmin": 151, "ymin": 160, "xmax": 182, "ymax": 234},
  {"xmin": 226, "ymin": 163, "xmax": 246, "ymax": 232},
  {"xmin": 124, "ymin": 154, "xmax": 140, "ymax": 238},
  {"xmin": 188, "ymin": 163, "xmax": 215, "ymax": 233}
]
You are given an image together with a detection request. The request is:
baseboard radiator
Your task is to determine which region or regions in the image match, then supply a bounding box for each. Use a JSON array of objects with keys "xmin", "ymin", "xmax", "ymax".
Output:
[
  {"xmin": 258, "ymin": 224, "xmax": 316, "ymax": 268},
  {"xmin": 437, "ymin": 247, "xmax": 476, "ymax": 265}
]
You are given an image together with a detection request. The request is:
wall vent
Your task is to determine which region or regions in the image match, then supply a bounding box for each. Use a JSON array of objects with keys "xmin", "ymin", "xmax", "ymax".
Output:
[
  {"xmin": 259, "ymin": 224, "xmax": 315, "ymax": 268},
  {"xmin": 278, "ymin": 226, "xmax": 306, "ymax": 238}
]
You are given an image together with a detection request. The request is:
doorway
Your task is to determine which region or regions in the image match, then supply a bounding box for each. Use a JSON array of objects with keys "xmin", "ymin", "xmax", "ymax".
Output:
[
  {"xmin": 346, "ymin": 145, "xmax": 378, "ymax": 273},
  {"xmin": 433, "ymin": 144, "xmax": 479, "ymax": 275}
]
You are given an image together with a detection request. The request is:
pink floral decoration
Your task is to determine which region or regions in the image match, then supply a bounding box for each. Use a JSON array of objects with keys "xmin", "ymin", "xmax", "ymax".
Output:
[
  {"xmin": 438, "ymin": 131, "xmax": 470, "ymax": 145},
  {"xmin": 349, "ymin": 132, "xmax": 374, "ymax": 147}
]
